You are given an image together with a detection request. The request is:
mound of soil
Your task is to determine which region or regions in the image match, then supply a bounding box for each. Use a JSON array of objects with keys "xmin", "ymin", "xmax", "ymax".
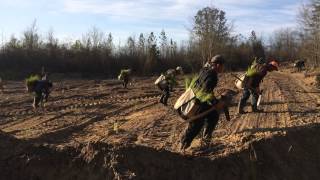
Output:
[{"xmin": 1, "ymin": 124, "xmax": 320, "ymax": 180}]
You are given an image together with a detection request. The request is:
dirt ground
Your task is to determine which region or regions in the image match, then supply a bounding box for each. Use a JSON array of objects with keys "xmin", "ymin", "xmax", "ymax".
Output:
[{"xmin": 0, "ymin": 70, "xmax": 320, "ymax": 180}]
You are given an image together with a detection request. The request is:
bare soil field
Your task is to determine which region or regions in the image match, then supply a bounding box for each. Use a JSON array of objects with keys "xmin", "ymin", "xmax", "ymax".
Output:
[{"xmin": 0, "ymin": 70, "xmax": 320, "ymax": 180}]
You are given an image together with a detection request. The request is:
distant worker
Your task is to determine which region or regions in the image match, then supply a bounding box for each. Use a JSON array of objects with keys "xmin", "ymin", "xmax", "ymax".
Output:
[
  {"xmin": 155, "ymin": 66, "xmax": 183, "ymax": 106},
  {"xmin": 237, "ymin": 59, "xmax": 279, "ymax": 114},
  {"xmin": 179, "ymin": 55, "xmax": 225, "ymax": 151},
  {"xmin": 118, "ymin": 69, "xmax": 131, "ymax": 88},
  {"xmin": 26, "ymin": 75, "xmax": 53, "ymax": 109},
  {"xmin": 294, "ymin": 60, "xmax": 305, "ymax": 72}
]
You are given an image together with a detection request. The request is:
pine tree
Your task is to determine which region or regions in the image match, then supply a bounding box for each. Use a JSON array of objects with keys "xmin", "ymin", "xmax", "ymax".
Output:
[
  {"xmin": 138, "ymin": 33, "xmax": 145, "ymax": 56},
  {"xmin": 159, "ymin": 30, "xmax": 168, "ymax": 58}
]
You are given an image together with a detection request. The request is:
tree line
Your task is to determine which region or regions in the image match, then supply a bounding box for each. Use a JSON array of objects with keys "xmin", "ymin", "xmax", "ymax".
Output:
[
  {"xmin": 268, "ymin": 0, "xmax": 320, "ymax": 67},
  {"xmin": 0, "ymin": 22, "xmax": 189, "ymax": 79},
  {"xmin": 0, "ymin": 0, "xmax": 319, "ymax": 79}
]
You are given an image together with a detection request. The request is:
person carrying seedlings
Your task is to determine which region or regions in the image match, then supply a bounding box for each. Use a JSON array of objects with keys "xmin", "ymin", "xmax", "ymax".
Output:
[
  {"xmin": 179, "ymin": 55, "xmax": 225, "ymax": 151},
  {"xmin": 237, "ymin": 59, "xmax": 279, "ymax": 114},
  {"xmin": 155, "ymin": 66, "xmax": 183, "ymax": 106},
  {"xmin": 118, "ymin": 69, "xmax": 131, "ymax": 88},
  {"xmin": 26, "ymin": 75, "xmax": 53, "ymax": 109}
]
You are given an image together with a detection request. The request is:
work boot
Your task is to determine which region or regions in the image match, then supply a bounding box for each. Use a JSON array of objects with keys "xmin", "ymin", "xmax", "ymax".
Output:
[
  {"xmin": 237, "ymin": 100, "xmax": 245, "ymax": 114},
  {"xmin": 251, "ymin": 105, "xmax": 264, "ymax": 113}
]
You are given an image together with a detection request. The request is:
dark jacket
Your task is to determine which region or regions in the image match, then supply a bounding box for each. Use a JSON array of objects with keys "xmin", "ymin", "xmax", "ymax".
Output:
[
  {"xmin": 164, "ymin": 69, "xmax": 177, "ymax": 87},
  {"xmin": 194, "ymin": 67, "xmax": 218, "ymax": 93},
  {"xmin": 246, "ymin": 66, "xmax": 268, "ymax": 88},
  {"xmin": 191, "ymin": 67, "xmax": 218, "ymax": 104},
  {"xmin": 34, "ymin": 80, "xmax": 52, "ymax": 94}
]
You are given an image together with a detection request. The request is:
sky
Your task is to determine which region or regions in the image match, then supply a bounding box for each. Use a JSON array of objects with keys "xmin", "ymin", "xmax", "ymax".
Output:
[{"xmin": 0, "ymin": 0, "xmax": 304, "ymax": 45}]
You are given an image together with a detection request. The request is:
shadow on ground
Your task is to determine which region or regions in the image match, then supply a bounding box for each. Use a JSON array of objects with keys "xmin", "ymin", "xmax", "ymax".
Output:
[{"xmin": 1, "ymin": 123, "xmax": 320, "ymax": 180}]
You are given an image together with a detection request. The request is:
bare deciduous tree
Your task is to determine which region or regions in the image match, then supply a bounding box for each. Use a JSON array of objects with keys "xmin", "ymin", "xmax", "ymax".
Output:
[
  {"xmin": 191, "ymin": 6, "xmax": 232, "ymax": 64},
  {"xmin": 22, "ymin": 20, "xmax": 40, "ymax": 50},
  {"xmin": 299, "ymin": 0, "xmax": 320, "ymax": 67}
]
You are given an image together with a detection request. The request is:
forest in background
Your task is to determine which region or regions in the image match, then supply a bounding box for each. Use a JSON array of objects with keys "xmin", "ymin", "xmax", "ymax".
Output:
[{"xmin": 0, "ymin": 0, "xmax": 319, "ymax": 79}]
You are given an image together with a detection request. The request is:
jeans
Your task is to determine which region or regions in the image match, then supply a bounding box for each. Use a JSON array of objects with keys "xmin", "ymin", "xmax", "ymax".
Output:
[
  {"xmin": 123, "ymin": 77, "xmax": 129, "ymax": 88},
  {"xmin": 159, "ymin": 83, "xmax": 171, "ymax": 105},
  {"xmin": 239, "ymin": 88, "xmax": 259, "ymax": 109},
  {"xmin": 33, "ymin": 91, "xmax": 50, "ymax": 108}
]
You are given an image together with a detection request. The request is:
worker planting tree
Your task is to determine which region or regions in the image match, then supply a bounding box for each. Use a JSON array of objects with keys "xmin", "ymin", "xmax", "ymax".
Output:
[
  {"xmin": 155, "ymin": 66, "xmax": 183, "ymax": 106},
  {"xmin": 0, "ymin": 1, "xmax": 320, "ymax": 179},
  {"xmin": 26, "ymin": 75, "xmax": 53, "ymax": 109},
  {"xmin": 236, "ymin": 58, "xmax": 279, "ymax": 114},
  {"xmin": 118, "ymin": 69, "xmax": 132, "ymax": 89},
  {"xmin": 177, "ymin": 55, "xmax": 226, "ymax": 151}
]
